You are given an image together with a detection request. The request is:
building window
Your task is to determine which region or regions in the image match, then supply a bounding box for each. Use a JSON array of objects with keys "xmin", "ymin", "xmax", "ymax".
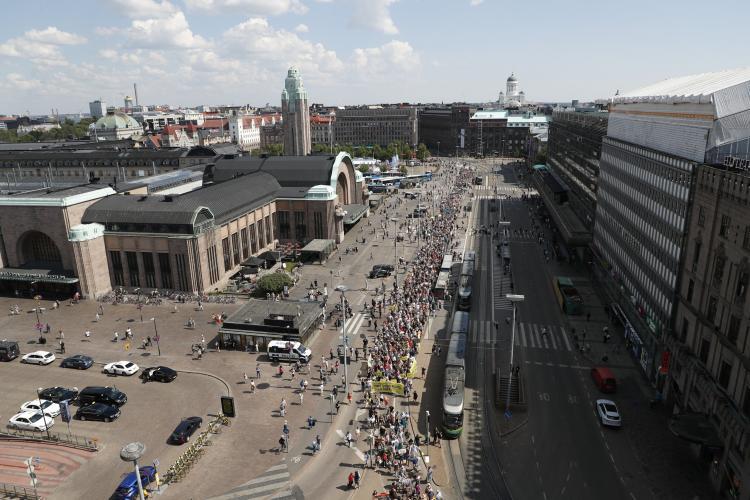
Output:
[
  {"xmin": 707, "ymin": 296, "xmax": 718, "ymax": 323},
  {"xmin": 314, "ymin": 212, "xmax": 324, "ymax": 239},
  {"xmin": 174, "ymin": 254, "xmax": 189, "ymax": 291},
  {"xmin": 142, "ymin": 253, "xmax": 156, "ymax": 288},
  {"xmin": 241, "ymin": 228, "xmax": 249, "ymax": 259},
  {"xmin": 719, "ymin": 214, "xmax": 731, "ymax": 238},
  {"xmin": 249, "ymin": 223, "xmax": 258, "ymax": 253},
  {"xmin": 699, "ymin": 338, "xmax": 710, "ymax": 364},
  {"xmin": 264, "ymin": 215, "xmax": 272, "ymax": 245},
  {"xmin": 680, "ymin": 317, "xmax": 689, "ymax": 342},
  {"xmin": 728, "ymin": 315, "xmax": 741, "ymax": 346},
  {"xmin": 158, "ymin": 253, "xmax": 172, "ymax": 289},
  {"xmin": 718, "ymin": 361, "xmax": 732, "ymax": 389},
  {"xmin": 736, "ymin": 270, "xmax": 749, "ymax": 304},
  {"xmin": 294, "ymin": 211, "xmax": 306, "ymax": 240},
  {"xmin": 257, "ymin": 218, "xmax": 266, "ymax": 248},
  {"xmin": 743, "ymin": 226, "xmax": 750, "ymax": 251},
  {"xmin": 222, "ymin": 237, "xmax": 231, "ymax": 271},
  {"xmin": 207, "ymin": 245, "xmax": 219, "ymax": 285},
  {"xmin": 278, "ymin": 211, "xmax": 291, "ymax": 239},
  {"xmin": 713, "ymin": 254, "xmax": 726, "ymax": 287},
  {"xmin": 231, "ymin": 233, "xmax": 240, "ymax": 267},
  {"xmin": 126, "ymin": 251, "xmax": 140, "ymax": 287},
  {"xmin": 697, "ymin": 206, "xmax": 706, "ymax": 227},
  {"xmin": 692, "ymin": 241, "xmax": 701, "ymax": 272},
  {"xmin": 110, "ymin": 251, "xmax": 124, "ymax": 287},
  {"xmin": 686, "ymin": 279, "xmax": 695, "ymax": 303}
]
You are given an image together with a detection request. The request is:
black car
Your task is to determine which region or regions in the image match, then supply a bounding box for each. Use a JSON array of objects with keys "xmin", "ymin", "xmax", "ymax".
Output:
[
  {"xmin": 78, "ymin": 386, "xmax": 127, "ymax": 407},
  {"xmin": 369, "ymin": 264, "xmax": 395, "ymax": 279},
  {"xmin": 168, "ymin": 416, "xmax": 202, "ymax": 444},
  {"xmin": 140, "ymin": 366, "xmax": 177, "ymax": 383},
  {"xmin": 75, "ymin": 402, "xmax": 121, "ymax": 422},
  {"xmin": 38, "ymin": 386, "xmax": 78, "ymax": 404},
  {"xmin": 60, "ymin": 354, "xmax": 94, "ymax": 370}
]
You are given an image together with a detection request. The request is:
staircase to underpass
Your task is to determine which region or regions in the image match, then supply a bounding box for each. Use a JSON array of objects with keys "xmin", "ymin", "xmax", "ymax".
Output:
[{"xmin": 495, "ymin": 372, "xmax": 527, "ymax": 410}]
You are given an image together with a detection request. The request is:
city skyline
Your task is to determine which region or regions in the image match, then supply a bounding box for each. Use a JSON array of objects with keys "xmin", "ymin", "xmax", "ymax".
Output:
[{"xmin": 1, "ymin": 0, "xmax": 748, "ymax": 114}]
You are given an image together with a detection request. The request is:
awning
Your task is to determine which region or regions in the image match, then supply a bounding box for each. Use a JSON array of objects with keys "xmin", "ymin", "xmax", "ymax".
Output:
[
  {"xmin": 0, "ymin": 268, "xmax": 78, "ymax": 284},
  {"xmin": 669, "ymin": 412, "xmax": 724, "ymax": 449},
  {"xmin": 343, "ymin": 204, "xmax": 368, "ymax": 225},
  {"xmin": 301, "ymin": 239, "xmax": 336, "ymax": 254}
]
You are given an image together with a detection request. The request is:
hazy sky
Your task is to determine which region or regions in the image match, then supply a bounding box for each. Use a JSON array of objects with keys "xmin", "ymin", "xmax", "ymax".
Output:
[{"xmin": 1, "ymin": 0, "xmax": 748, "ymax": 114}]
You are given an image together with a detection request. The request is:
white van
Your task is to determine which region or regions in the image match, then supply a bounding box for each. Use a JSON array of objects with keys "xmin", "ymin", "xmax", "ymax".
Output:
[{"xmin": 267, "ymin": 340, "xmax": 312, "ymax": 363}]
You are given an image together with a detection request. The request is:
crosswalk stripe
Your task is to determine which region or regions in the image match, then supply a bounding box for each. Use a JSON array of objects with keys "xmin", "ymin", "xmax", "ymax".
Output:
[
  {"xmin": 549, "ymin": 330, "xmax": 558, "ymax": 350},
  {"xmin": 336, "ymin": 429, "xmax": 366, "ymax": 461},
  {"xmin": 519, "ymin": 323, "xmax": 526, "ymax": 347},
  {"xmin": 533, "ymin": 325, "xmax": 541, "ymax": 348},
  {"xmin": 561, "ymin": 327, "xmax": 572, "ymax": 351}
]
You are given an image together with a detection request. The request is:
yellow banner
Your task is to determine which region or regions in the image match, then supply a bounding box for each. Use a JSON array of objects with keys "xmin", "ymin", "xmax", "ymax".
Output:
[{"xmin": 371, "ymin": 380, "xmax": 405, "ymax": 396}]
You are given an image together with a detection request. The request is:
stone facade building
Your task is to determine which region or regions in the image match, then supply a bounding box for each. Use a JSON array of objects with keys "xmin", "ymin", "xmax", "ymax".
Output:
[
  {"xmin": 333, "ymin": 107, "xmax": 418, "ymax": 147},
  {"xmin": 281, "ymin": 67, "xmax": 311, "ymax": 156}
]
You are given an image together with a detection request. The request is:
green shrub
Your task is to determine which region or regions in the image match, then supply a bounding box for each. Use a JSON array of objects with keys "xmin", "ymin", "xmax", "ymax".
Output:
[{"xmin": 257, "ymin": 273, "xmax": 294, "ymax": 294}]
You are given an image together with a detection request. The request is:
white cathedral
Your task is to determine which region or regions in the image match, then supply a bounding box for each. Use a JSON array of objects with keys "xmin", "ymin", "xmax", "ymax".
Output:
[{"xmin": 497, "ymin": 73, "xmax": 526, "ymax": 108}]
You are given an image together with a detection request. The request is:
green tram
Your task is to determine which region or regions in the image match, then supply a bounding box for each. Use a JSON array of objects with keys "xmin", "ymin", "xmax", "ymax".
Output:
[{"xmin": 442, "ymin": 311, "xmax": 469, "ymax": 438}]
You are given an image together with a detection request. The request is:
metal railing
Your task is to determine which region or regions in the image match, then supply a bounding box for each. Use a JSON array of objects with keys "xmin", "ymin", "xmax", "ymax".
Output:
[
  {"xmin": 0, "ymin": 483, "xmax": 42, "ymax": 500},
  {"xmin": 1, "ymin": 428, "xmax": 99, "ymax": 452}
]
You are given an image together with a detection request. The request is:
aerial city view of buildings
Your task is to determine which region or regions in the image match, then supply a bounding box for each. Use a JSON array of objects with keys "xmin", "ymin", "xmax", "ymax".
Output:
[{"xmin": 1, "ymin": 1, "xmax": 750, "ymax": 499}]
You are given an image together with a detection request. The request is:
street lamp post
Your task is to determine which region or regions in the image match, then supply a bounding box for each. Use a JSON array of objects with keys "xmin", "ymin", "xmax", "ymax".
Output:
[
  {"xmin": 36, "ymin": 388, "xmax": 51, "ymax": 440},
  {"xmin": 329, "ymin": 393, "xmax": 335, "ymax": 423},
  {"xmin": 505, "ymin": 294, "xmax": 525, "ymax": 414},
  {"xmin": 149, "ymin": 318, "xmax": 161, "ymax": 356},
  {"xmin": 120, "ymin": 442, "xmax": 147, "ymax": 500},
  {"xmin": 425, "ymin": 410, "xmax": 430, "ymax": 457},
  {"xmin": 335, "ymin": 285, "xmax": 350, "ymax": 393}
]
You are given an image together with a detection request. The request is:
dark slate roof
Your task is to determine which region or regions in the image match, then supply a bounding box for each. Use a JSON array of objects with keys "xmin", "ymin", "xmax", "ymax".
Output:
[
  {"xmin": 211, "ymin": 155, "xmax": 336, "ymax": 188},
  {"xmin": 82, "ymin": 171, "xmax": 280, "ymax": 227}
]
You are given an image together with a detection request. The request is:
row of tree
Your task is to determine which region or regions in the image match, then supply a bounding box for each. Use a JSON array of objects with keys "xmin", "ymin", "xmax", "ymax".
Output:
[
  {"xmin": 251, "ymin": 141, "xmax": 431, "ymax": 161},
  {"xmin": 0, "ymin": 118, "xmax": 97, "ymax": 143}
]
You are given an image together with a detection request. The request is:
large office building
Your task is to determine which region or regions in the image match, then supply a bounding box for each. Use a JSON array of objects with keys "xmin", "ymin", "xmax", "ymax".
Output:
[
  {"xmin": 89, "ymin": 100, "xmax": 107, "ymax": 119},
  {"xmin": 593, "ymin": 69, "xmax": 750, "ymax": 383},
  {"xmin": 669, "ymin": 163, "xmax": 750, "ymax": 499},
  {"xmin": 281, "ymin": 67, "xmax": 311, "ymax": 156},
  {"xmin": 542, "ymin": 109, "xmax": 608, "ymax": 252},
  {"xmin": 0, "ymin": 153, "xmax": 366, "ymax": 299},
  {"xmin": 469, "ymin": 110, "xmax": 548, "ymax": 157},
  {"xmin": 333, "ymin": 106, "xmax": 418, "ymax": 147},
  {"xmin": 418, "ymin": 105, "xmax": 473, "ymax": 155}
]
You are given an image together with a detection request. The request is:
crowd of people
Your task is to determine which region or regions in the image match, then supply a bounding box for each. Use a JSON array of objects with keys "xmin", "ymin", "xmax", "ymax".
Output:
[{"xmin": 335, "ymin": 162, "xmax": 472, "ymax": 499}]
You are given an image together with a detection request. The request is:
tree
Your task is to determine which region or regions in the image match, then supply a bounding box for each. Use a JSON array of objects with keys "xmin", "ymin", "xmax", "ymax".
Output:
[
  {"xmin": 257, "ymin": 272, "xmax": 294, "ymax": 294},
  {"xmin": 358, "ymin": 164, "xmax": 369, "ymax": 173},
  {"xmin": 416, "ymin": 143, "xmax": 430, "ymax": 161},
  {"xmin": 399, "ymin": 165, "xmax": 408, "ymax": 175}
]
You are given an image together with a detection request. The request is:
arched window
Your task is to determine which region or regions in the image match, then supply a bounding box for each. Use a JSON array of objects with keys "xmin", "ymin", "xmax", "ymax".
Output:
[{"xmin": 19, "ymin": 231, "xmax": 62, "ymax": 268}]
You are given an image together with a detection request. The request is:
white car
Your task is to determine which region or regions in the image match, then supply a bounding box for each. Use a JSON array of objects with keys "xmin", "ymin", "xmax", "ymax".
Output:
[
  {"xmin": 21, "ymin": 399, "xmax": 61, "ymax": 418},
  {"xmin": 103, "ymin": 361, "xmax": 140, "ymax": 376},
  {"xmin": 8, "ymin": 411, "xmax": 54, "ymax": 432},
  {"xmin": 21, "ymin": 351, "xmax": 56, "ymax": 365},
  {"xmin": 596, "ymin": 399, "xmax": 622, "ymax": 428}
]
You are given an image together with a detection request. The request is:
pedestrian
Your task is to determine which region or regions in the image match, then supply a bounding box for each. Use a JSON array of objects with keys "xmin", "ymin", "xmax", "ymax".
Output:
[
  {"xmin": 346, "ymin": 430, "xmax": 352, "ymax": 447},
  {"xmin": 354, "ymin": 470, "xmax": 360, "ymax": 489},
  {"xmin": 307, "ymin": 415, "xmax": 315, "ymax": 429},
  {"xmin": 256, "ymin": 364, "xmax": 261, "ymax": 379},
  {"xmin": 84, "ymin": 330, "xmax": 91, "ymax": 340},
  {"xmin": 280, "ymin": 398, "xmax": 286, "ymax": 417},
  {"xmin": 59, "ymin": 330, "xmax": 64, "ymax": 340},
  {"xmin": 335, "ymin": 400, "xmax": 341, "ymax": 414},
  {"xmin": 243, "ymin": 372, "xmax": 248, "ymax": 383},
  {"xmin": 299, "ymin": 392, "xmax": 304, "ymax": 406},
  {"xmin": 60, "ymin": 340, "xmax": 65, "ymax": 354},
  {"xmin": 250, "ymin": 380, "xmax": 256, "ymax": 393},
  {"xmin": 421, "ymin": 366, "xmax": 426, "ymax": 378},
  {"xmin": 95, "ymin": 312, "xmax": 100, "ymax": 322},
  {"xmin": 413, "ymin": 390, "xmax": 418, "ymax": 404},
  {"xmin": 113, "ymin": 331, "xmax": 119, "ymax": 342},
  {"xmin": 347, "ymin": 472, "xmax": 354, "ymax": 489},
  {"xmin": 586, "ymin": 312, "xmax": 591, "ymax": 322},
  {"xmin": 427, "ymin": 466, "xmax": 434, "ymax": 484},
  {"xmin": 347, "ymin": 391, "xmax": 352, "ymax": 405}
]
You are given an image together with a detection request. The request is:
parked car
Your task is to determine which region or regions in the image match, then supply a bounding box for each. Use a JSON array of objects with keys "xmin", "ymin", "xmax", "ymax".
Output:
[
  {"xmin": 168, "ymin": 416, "xmax": 203, "ymax": 444},
  {"xmin": 8, "ymin": 411, "xmax": 54, "ymax": 432},
  {"xmin": 60, "ymin": 354, "xmax": 94, "ymax": 370},
  {"xmin": 103, "ymin": 361, "xmax": 139, "ymax": 376},
  {"xmin": 596, "ymin": 399, "xmax": 622, "ymax": 428},
  {"xmin": 113, "ymin": 466, "xmax": 157, "ymax": 500},
  {"xmin": 75, "ymin": 402, "xmax": 121, "ymax": 422},
  {"xmin": 20, "ymin": 399, "xmax": 61, "ymax": 417},
  {"xmin": 369, "ymin": 264, "xmax": 394, "ymax": 279},
  {"xmin": 21, "ymin": 351, "xmax": 55, "ymax": 365},
  {"xmin": 77, "ymin": 386, "xmax": 127, "ymax": 407},
  {"xmin": 38, "ymin": 387, "xmax": 78, "ymax": 404},
  {"xmin": 0, "ymin": 340, "xmax": 20, "ymax": 361},
  {"xmin": 140, "ymin": 366, "xmax": 177, "ymax": 383}
]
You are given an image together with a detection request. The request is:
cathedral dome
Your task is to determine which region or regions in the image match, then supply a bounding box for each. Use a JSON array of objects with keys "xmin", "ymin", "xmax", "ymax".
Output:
[
  {"xmin": 93, "ymin": 110, "xmax": 140, "ymax": 130},
  {"xmin": 507, "ymin": 73, "xmax": 517, "ymax": 82}
]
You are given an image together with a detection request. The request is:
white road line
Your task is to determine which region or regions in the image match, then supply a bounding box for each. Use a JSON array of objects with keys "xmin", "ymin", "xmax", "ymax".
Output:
[
  {"xmin": 336, "ymin": 429, "xmax": 366, "ymax": 461},
  {"xmin": 239, "ymin": 472, "xmax": 291, "ymax": 487},
  {"xmin": 519, "ymin": 323, "xmax": 527, "ymax": 347},
  {"xmin": 560, "ymin": 327, "xmax": 572, "ymax": 351},
  {"xmin": 549, "ymin": 330, "xmax": 558, "ymax": 350}
]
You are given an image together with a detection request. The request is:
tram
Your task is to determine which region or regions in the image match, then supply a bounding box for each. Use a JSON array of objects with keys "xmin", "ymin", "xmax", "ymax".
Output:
[{"xmin": 442, "ymin": 311, "xmax": 469, "ymax": 438}]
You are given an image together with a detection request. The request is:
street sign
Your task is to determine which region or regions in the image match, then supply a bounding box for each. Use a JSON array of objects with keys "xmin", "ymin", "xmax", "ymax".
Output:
[{"xmin": 60, "ymin": 400, "xmax": 71, "ymax": 423}]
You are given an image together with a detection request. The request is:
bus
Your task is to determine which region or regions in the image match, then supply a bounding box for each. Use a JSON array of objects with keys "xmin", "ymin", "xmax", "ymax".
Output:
[
  {"xmin": 440, "ymin": 254, "xmax": 453, "ymax": 273},
  {"xmin": 553, "ymin": 276, "xmax": 584, "ymax": 315},
  {"xmin": 432, "ymin": 270, "xmax": 451, "ymax": 299},
  {"xmin": 442, "ymin": 311, "xmax": 469, "ymax": 438},
  {"xmin": 457, "ymin": 251, "xmax": 476, "ymax": 311}
]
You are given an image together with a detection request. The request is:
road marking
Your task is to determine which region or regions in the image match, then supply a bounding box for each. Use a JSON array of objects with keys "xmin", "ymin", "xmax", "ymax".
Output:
[
  {"xmin": 561, "ymin": 327, "xmax": 572, "ymax": 351},
  {"xmin": 336, "ymin": 429, "xmax": 366, "ymax": 461},
  {"xmin": 549, "ymin": 331, "xmax": 558, "ymax": 350}
]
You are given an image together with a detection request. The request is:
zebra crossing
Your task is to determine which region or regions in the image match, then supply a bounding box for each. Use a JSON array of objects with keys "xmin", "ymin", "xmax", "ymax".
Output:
[
  {"xmin": 469, "ymin": 319, "xmax": 500, "ymax": 345},
  {"xmin": 492, "ymin": 259, "xmax": 513, "ymax": 311},
  {"xmin": 474, "ymin": 184, "xmax": 522, "ymax": 195},
  {"xmin": 515, "ymin": 323, "xmax": 573, "ymax": 352},
  {"xmin": 208, "ymin": 463, "xmax": 295, "ymax": 500}
]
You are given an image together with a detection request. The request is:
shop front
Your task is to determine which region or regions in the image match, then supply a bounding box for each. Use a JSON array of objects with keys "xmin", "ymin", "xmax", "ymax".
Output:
[{"xmin": 0, "ymin": 268, "xmax": 79, "ymax": 300}]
